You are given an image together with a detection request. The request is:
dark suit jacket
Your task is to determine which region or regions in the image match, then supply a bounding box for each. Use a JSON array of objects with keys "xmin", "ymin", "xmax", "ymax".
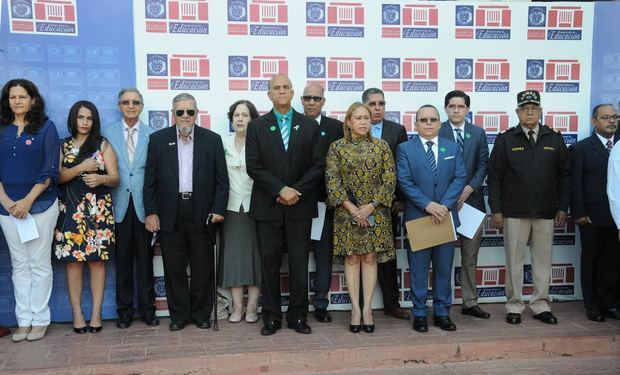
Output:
[
  {"xmin": 396, "ymin": 136, "xmax": 467, "ymax": 226},
  {"xmin": 439, "ymin": 121, "xmax": 488, "ymax": 212},
  {"xmin": 246, "ymin": 109, "xmax": 324, "ymax": 221},
  {"xmin": 143, "ymin": 125, "xmax": 229, "ymax": 232},
  {"xmin": 380, "ymin": 119, "xmax": 408, "ymax": 201},
  {"xmin": 315, "ymin": 115, "xmax": 343, "ymax": 202},
  {"xmin": 569, "ymin": 134, "xmax": 618, "ymax": 227}
]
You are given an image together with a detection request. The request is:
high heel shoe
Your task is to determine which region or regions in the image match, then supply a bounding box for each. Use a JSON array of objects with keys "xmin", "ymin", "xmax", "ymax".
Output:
[
  {"xmin": 349, "ymin": 324, "xmax": 361, "ymax": 333},
  {"xmin": 73, "ymin": 326, "xmax": 88, "ymax": 334},
  {"xmin": 362, "ymin": 324, "xmax": 375, "ymax": 333},
  {"xmin": 88, "ymin": 325, "xmax": 102, "ymax": 333}
]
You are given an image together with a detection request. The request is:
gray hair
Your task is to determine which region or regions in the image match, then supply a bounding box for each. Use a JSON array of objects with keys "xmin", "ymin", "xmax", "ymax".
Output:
[
  {"xmin": 117, "ymin": 87, "xmax": 143, "ymax": 102},
  {"xmin": 362, "ymin": 87, "xmax": 384, "ymax": 104},
  {"xmin": 172, "ymin": 93, "xmax": 197, "ymax": 109},
  {"xmin": 415, "ymin": 104, "xmax": 440, "ymax": 122}
]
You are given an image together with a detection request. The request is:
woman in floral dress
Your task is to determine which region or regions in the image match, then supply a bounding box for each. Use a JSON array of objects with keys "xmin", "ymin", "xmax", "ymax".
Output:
[{"xmin": 53, "ymin": 101, "xmax": 119, "ymax": 333}]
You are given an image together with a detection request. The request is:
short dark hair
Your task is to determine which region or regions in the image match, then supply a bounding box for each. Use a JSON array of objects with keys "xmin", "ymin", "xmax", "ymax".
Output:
[
  {"xmin": 67, "ymin": 100, "xmax": 103, "ymax": 162},
  {"xmin": 592, "ymin": 103, "xmax": 614, "ymax": 118},
  {"xmin": 362, "ymin": 88, "xmax": 384, "ymax": 104},
  {"xmin": 0, "ymin": 79, "xmax": 48, "ymax": 133},
  {"xmin": 444, "ymin": 90, "xmax": 470, "ymax": 107},
  {"xmin": 227, "ymin": 100, "xmax": 259, "ymax": 123},
  {"xmin": 415, "ymin": 104, "xmax": 440, "ymax": 122}
]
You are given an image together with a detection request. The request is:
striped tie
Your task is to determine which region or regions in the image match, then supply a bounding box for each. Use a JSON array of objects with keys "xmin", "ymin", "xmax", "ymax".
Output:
[
  {"xmin": 280, "ymin": 115, "xmax": 289, "ymax": 150},
  {"xmin": 426, "ymin": 140, "xmax": 437, "ymax": 181},
  {"xmin": 126, "ymin": 127, "xmax": 136, "ymax": 166},
  {"xmin": 455, "ymin": 128, "xmax": 464, "ymax": 153},
  {"xmin": 607, "ymin": 140, "xmax": 613, "ymax": 153}
]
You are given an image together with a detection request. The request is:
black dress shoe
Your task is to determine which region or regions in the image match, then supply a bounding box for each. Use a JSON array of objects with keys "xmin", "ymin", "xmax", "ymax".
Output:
[
  {"xmin": 413, "ymin": 317, "xmax": 428, "ymax": 332},
  {"xmin": 314, "ymin": 309, "xmax": 332, "ymax": 323},
  {"xmin": 349, "ymin": 324, "xmax": 361, "ymax": 333},
  {"xmin": 506, "ymin": 313, "xmax": 521, "ymax": 324},
  {"xmin": 384, "ymin": 307, "xmax": 411, "ymax": 320},
  {"xmin": 116, "ymin": 317, "xmax": 133, "ymax": 329},
  {"xmin": 586, "ymin": 310, "xmax": 605, "ymax": 322},
  {"xmin": 604, "ymin": 308, "xmax": 620, "ymax": 320},
  {"xmin": 88, "ymin": 325, "xmax": 102, "ymax": 333},
  {"xmin": 169, "ymin": 320, "xmax": 187, "ymax": 331},
  {"xmin": 287, "ymin": 319, "xmax": 312, "ymax": 334},
  {"xmin": 260, "ymin": 321, "xmax": 282, "ymax": 336},
  {"xmin": 141, "ymin": 315, "xmax": 160, "ymax": 326},
  {"xmin": 194, "ymin": 320, "xmax": 211, "ymax": 329},
  {"xmin": 533, "ymin": 311, "xmax": 557, "ymax": 324},
  {"xmin": 433, "ymin": 316, "xmax": 456, "ymax": 331},
  {"xmin": 73, "ymin": 326, "xmax": 88, "ymax": 334},
  {"xmin": 462, "ymin": 305, "xmax": 491, "ymax": 319},
  {"xmin": 362, "ymin": 324, "xmax": 375, "ymax": 333}
]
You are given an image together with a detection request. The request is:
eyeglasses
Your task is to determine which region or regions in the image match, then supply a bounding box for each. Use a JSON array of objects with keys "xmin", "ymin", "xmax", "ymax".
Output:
[
  {"xmin": 175, "ymin": 109, "xmax": 196, "ymax": 117},
  {"xmin": 302, "ymin": 96, "xmax": 323, "ymax": 102},
  {"xmin": 595, "ymin": 115, "xmax": 619, "ymax": 121},
  {"xmin": 367, "ymin": 101, "xmax": 386, "ymax": 107},
  {"xmin": 119, "ymin": 100, "xmax": 142, "ymax": 106},
  {"xmin": 417, "ymin": 117, "xmax": 439, "ymax": 124}
]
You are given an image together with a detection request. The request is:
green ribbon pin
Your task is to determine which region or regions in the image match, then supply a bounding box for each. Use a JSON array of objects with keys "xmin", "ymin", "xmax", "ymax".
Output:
[
  {"xmin": 440, "ymin": 146, "xmax": 446, "ymax": 153},
  {"xmin": 270, "ymin": 126, "xmax": 276, "ymax": 131},
  {"xmin": 465, "ymin": 133, "xmax": 471, "ymax": 139}
]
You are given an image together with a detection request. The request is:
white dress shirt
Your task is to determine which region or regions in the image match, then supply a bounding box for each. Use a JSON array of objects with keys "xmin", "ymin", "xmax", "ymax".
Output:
[
  {"xmin": 419, "ymin": 135, "xmax": 439, "ymax": 164},
  {"xmin": 122, "ymin": 119, "xmax": 141, "ymax": 143},
  {"xmin": 595, "ymin": 132, "xmax": 614, "ymax": 148},
  {"xmin": 449, "ymin": 122, "xmax": 465, "ymax": 143},
  {"xmin": 607, "ymin": 138, "xmax": 620, "ymax": 229},
  {"xmin": 224, "ymin": 134, "xmax": 253, "ymax": 212}
]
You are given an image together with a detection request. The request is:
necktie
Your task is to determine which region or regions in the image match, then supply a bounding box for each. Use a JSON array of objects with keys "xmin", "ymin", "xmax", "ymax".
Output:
[
  {"xmin": 455, "ymin": 128, "xmax": 464, "ymax": 153},
  {"xmin": 528, "ymin": 130, "xmax": 536, "ymax": 148},
  {"xmin": 126, "ymin": 127, "xmax": 136, "ymax": 165},
  {"xmin": 607, "ymin": 140, "xmax": 613, "ymax": 153},
  {"xmin": 426, "ymin": 141, "xmax": 437, "ymax": 180},
  {"xmin": 280, "ymin": 115, "xmax": 289, "ymax": 150}
]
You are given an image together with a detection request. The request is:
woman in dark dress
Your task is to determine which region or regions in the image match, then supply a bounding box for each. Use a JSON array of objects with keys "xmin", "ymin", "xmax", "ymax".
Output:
[{"xmin": 53, "ymin": 101, "xmax": 119, "ymax": 333}]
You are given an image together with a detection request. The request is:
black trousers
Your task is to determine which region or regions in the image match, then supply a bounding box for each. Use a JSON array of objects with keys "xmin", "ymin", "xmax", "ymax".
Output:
[
  {"xmin": 159, "ymin": 198, "xmax": 214, "ymax": 323},
  {"xmin": 376, "ymin": 212, "xmax": 402, "ymax": 310},
  {"xmin": 115, "ymin": 197, "xmax": 156, "ymax": 318},
  {"xmin": 579, "ymin": 225, "xmax": 620, "ymax": 312},
  {"xmin": 311, "ymin": 209, "xmax": 334, "ymax": 310},
  {"xmin": 256, "ymin": 219, "xmax": 311, "ymax": 324}
]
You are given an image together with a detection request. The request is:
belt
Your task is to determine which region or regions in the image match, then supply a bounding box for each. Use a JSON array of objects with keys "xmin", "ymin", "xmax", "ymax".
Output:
[{"xmin": 178, "ymin": 192, "xmax": 193, "ymax": 200}]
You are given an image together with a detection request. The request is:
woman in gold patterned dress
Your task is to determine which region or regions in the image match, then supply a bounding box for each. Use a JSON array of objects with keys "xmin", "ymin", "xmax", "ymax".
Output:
[
  {"xmin": 325, "ymin": 102, "xmax": 396, "ymax": 333},
  {"xmin": 53, "ymin": 101, "xmax": 119, "ymax": 334}
]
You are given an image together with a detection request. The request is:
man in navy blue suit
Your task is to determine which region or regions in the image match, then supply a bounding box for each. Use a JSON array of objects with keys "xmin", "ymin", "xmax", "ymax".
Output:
[
  {"xmin": 439, "ymin": 90, "xmax": 490, "ymax": 319},
  {"xmin": 396, "ymin": 105, "xmax": 467, "ymax": 332}
]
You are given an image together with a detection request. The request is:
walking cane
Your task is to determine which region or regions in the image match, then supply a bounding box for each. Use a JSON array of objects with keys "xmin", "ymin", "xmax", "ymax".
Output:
[{"xmin": 207, "ymin": 214, "xmax": 219, "ymax": 331}]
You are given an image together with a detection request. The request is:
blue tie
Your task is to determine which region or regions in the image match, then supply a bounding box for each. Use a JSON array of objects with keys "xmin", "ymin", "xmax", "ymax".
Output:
[
  {"xmin": 280, "ymin": 115, "xmax": 289, "ymax": 150},
  {"xmin": 455, "ymin": 128, "xmax": 464, "ymax": 153},
  {"xmin": 426, "ymin": 140, "xmax": 437, "ymax": 180}
]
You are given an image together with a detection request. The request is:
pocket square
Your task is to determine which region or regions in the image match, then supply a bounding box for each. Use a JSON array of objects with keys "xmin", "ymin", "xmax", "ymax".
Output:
[{"xmin": 444, "ymin": 156, "xmax": 455, "ymax": 160}]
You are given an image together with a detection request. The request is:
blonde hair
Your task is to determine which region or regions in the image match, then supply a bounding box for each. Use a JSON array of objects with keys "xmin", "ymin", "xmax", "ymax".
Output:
[{"xmin": 343, "ymin": 102, "xmax": 372, "ymax": 142}]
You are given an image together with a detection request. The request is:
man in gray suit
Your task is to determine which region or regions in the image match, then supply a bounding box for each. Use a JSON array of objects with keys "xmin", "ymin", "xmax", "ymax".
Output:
[
  {"xmin": 439, "ymin": 90, "xmax": 490, "ymax": 319},
  {"xmin": 103, "ymin": 88, "xmax": 158, "ymax": 328}
]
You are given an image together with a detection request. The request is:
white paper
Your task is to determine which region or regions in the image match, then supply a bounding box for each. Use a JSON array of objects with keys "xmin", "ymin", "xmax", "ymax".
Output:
[
  {"xmin": 311, "ymin": 202, "xmax": 327, "ymax": 241},
  {"xmin": 11, "ymin": 214, "xmax": 39, "ymax": 243},
  {"xmin": 456, "ymin": 203, "xmax": 485, "ymax": 239}
]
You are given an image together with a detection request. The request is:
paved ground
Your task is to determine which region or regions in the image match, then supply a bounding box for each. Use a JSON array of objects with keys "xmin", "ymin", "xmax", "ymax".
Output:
[{"xmin": 0, "ymin": 301, "xmax": 618, "ymax": 374}]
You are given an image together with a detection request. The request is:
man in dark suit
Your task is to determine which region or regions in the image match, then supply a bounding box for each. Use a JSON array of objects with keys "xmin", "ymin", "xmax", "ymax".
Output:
[
  {"xmin": 246, "ymin": 74, "xmax": 324, "ymax": 336},
  {"xmin": 300, "ymin": 83, "xmax": 343, "ymax": 323},
  {"xmin": 439, "ymin": 90, "xmax": 490, "ymax": 319},
  {"xmin": 362, "ymin": 87, "xmax": 410, "ymax": 320},
  {"xmin": 396, "ymin": 105, "xmax": 467, "ymax": 332},
  {"xmin": 143, "ymin": 93, "xmax": 229, "ymax": 331},
  {"xmin": 571, "ymin": 103, "xmax": 620, "ymax": 322}
]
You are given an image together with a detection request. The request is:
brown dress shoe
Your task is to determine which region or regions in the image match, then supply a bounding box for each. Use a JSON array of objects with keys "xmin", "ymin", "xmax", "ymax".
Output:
[{"xmin": 384, "ymin": 307, "xmax": 411, "ymax": 320}]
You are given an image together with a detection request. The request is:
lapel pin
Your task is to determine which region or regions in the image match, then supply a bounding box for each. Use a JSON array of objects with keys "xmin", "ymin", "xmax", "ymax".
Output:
[
  {"xmin": 440, "ymin": 146, "xmax": 446, "ymax": 153},
  {"xmin": 465, "ymin": 133, "xmax": 471, "ymax": 138},
  {"xmin": 294, "ymin": 124, "xmax": 300, "ymax": 131},
  {"xmin": 321, "ymin": 131, "xmax": 326, "ymax": 136},
  {"xmin": 270, "ymin": 126, "xmax": 276, "ymax": 131}
]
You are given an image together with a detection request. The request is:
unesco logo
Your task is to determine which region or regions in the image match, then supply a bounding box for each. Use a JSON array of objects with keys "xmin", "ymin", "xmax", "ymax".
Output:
[
  {"xmin": 147, "ymin": 54, "xmax": 168, "ymax": 76},
  {"xmin": 145, "ymin": 0, "xmax": 166, "ymax": 19}
]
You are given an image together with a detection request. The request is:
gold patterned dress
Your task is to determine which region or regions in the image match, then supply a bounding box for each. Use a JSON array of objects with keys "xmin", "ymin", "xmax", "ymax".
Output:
[
  {"xmin": 53, "ymin": 137, "xmax": 115, "ymax": 262},
  {"xmin": 325, "ymin": 137, "xmax": 396, "ymax": 264}
]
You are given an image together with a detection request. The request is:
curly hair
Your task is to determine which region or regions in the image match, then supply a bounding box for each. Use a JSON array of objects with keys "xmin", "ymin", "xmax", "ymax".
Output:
[
  {"xmin": 67, "ymin": 100, "xmax": 103, "ymax": 162},
  {"xmin": 227, "ymin": 100, "xmax": 259, "ymax": 123},
  {"xmin": 0, "ymin": 79, "xmax": 48, "ymax": 133}
]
